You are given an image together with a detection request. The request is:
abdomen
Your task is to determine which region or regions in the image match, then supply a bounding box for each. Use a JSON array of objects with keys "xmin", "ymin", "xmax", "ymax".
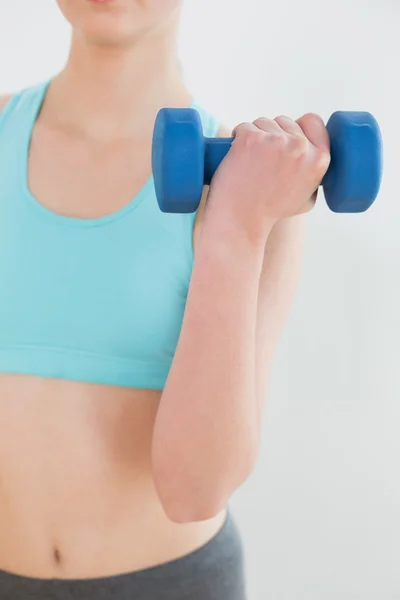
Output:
[{"xmin": 0, "ymin": 374, "xmax": 225, "ymax": 579}]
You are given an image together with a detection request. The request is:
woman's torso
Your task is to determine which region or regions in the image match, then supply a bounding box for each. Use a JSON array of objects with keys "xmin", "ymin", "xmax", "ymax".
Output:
[
  {"xmin": 0, "ymin": 377, "xmax": 225, "ymax": 579},
  {"xmin": 0, "ymin": 82, "xmax": 226, "ymax": 580}
]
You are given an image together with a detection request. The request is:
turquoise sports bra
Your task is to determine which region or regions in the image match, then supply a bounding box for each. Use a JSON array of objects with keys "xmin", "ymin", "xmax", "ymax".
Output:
[{"xmin": 0, "ymin": 80, "xmax": 220, "ymax": 389}]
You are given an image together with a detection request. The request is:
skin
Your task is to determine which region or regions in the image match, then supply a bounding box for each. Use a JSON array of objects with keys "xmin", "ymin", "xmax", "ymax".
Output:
[{"xmin": 0, "ymin": 0, "xmax": 330, "ymax": 580}]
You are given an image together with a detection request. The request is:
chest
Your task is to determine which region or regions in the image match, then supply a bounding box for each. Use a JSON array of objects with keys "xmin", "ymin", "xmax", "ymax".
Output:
[
  {"xmin": 28, "ymin": 120, "xmax": 153, "ymax": 220},
  {"xmin": 0, "ymin": 123, "xmax": 195, "ymax": 379},
  {"xmin": 0, "ymin": 214, "xmax": 191, "ymax": 353}
]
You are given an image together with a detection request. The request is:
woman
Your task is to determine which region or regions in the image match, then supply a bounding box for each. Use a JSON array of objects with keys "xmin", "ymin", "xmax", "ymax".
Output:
[{"xmin": 0, "ymin": 1, "xmax": 330, "ymax": 598}]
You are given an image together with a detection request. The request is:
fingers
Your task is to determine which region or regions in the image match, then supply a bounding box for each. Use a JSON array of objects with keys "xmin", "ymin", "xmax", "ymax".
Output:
[
  {"xmin": 296, "ymin": 113, "xmax": 330, "ymax": 154},
  {"xmin": 232, "ymin": 122, "xmax": 259, "ymax": 138},
  {"xmin": 252, "ymin": 117, "xmax": 283, "ymax": 134},
  {"xmin": 232, "ymin": 118, "xmax": 281, "ymax": 138},
  {"xmin": 273, "ymin": 115, "xmax": 306, "ymax": 137},
  {"xmin": 237, "ymin": 113, "xmax": 329, "ymax": 154},
  {"xmin": 232, "ymin": 113, "xmax": 330, "ymax": 180}
]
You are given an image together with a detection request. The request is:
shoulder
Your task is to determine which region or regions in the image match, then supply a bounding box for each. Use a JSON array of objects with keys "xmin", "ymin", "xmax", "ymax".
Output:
[
  {"xmin": 193, "ymin": 124, "xmax": 232, "ymax": 249},
  {"xmin": 0, "ymin": 95, "xmax": 12, "ymax": 114}
]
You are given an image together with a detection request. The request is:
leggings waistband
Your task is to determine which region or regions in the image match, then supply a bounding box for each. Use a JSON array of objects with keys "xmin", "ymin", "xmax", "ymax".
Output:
[{"xmin": 0, "ymin": 509, "xmax": 247, "ymax": 600}]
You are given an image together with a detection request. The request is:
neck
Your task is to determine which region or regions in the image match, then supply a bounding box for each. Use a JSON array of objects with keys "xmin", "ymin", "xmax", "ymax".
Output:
[{"xmin": 46, "ymin": 15, "xmax": 192, "ymax": 139}]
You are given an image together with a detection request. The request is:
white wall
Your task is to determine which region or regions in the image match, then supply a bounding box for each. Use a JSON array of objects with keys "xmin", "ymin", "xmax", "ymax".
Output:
[{"xmin": 0, "ymin": 1, "xmax": 398, "ymax": 598}]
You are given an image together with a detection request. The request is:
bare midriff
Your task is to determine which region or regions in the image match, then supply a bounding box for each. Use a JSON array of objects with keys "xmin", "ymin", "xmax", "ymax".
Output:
[{"xmin": 0, "ymin": 374, "xmax": 226, "ymax": 580}]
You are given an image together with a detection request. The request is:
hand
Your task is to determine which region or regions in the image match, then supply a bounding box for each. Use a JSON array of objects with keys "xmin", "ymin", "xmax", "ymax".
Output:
[{"xmin": 206, "ymin": 113, "xmax": 331, "ymax": 247}]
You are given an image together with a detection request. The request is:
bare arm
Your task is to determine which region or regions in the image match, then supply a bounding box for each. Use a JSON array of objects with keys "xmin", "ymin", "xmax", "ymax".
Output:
[
  {"xmin": 254, "ymin": 215, "xmax": 305, "ymax": 423},
  {"xmin": 152, "ymin": 207, "xmax": 305, "ymax": 523},
  {"xmin": 151, "ymin": 115, "xmax": 328, "ymax": 523},
  {"xmin": 0, "ymin": 96, "xmax": 11, "ymax": 114},
  {"xmin": 193, "ymin": 183, "xmax": 306, "ymax": 436}
]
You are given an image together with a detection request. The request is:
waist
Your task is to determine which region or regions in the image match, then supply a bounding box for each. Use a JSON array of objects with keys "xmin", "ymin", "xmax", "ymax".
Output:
[
  {"xmin": 0, "ymin": 510, "xmax": 243, "ymax": 600},
  {"xmin": 0, "ymin": 374, "xmax": 226, "ymax": 579}
]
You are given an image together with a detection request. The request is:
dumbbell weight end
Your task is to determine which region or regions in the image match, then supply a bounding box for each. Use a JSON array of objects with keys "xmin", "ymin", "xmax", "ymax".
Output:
[{"xmin": 152, "ymin": 108, "xmax": 383, "ymax": 214}]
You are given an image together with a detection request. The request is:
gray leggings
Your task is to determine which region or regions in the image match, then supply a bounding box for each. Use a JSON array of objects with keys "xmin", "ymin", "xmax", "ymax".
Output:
[{"xmin": 0, "ymin": 509, "xmax": 247, "ymax": 599}]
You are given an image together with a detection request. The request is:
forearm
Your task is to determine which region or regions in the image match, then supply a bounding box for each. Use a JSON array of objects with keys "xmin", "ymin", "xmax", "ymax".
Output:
[
  {"xmin": 151, "ymin": 208, "xmax": 273, "ymax": 523},
  {"xmin": 255, "ymin": 215, "xmax": 306, "ymax": 422}
]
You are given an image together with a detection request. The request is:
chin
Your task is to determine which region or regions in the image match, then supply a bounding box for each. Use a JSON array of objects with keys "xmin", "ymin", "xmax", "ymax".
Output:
[
  {"xmin": 76, "ymin": 10, "xmax": 140, "ymax": 45},
  {"xmin": 81, "ymin": 21, "xmax": 138, "ymax": 46},
  {"xmin": 58, "ymin": 0, "xmax": 181, "ymax": 47}
]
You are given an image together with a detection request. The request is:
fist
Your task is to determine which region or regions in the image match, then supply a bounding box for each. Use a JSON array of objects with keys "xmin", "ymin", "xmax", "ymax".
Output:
[{"xmin": 207, "ymin": 113, "xmax": 331, "ymax": 245}]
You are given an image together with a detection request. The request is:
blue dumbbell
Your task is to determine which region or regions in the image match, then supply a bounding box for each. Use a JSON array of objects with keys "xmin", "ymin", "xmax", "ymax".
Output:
[{"xmin": 152, "ymin": 108, "xmax": 383, "ymax": 214}]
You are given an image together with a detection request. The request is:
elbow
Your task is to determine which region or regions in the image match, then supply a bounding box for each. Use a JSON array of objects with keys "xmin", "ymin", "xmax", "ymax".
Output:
[
  {"xmin": 154, "ymin": 461, "xmax": 256, "ymax": 525},
  {"xmin": 152, "ymin": 433, "xmax": 259, "ymax": 524},
  {"xmin": 162, "ymin": 496, "xmax": 228, "ymax": 525},
  {"xmin": 153, "ymin": 463, "xmax": 232, "ymax": 525},
  {"xmin": 164, "ymin": 507, "xmax": 219, "ymax": 525}
]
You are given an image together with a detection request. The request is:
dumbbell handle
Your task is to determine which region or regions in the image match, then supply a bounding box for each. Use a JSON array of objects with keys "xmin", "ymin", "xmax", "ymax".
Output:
[
  {"xmin": 204, "ymin": 138, "xmax": 232, "ymax": 185},
  {"xmin": 203, "ymin": 137, "xmax": 331, "ymax": 187}
]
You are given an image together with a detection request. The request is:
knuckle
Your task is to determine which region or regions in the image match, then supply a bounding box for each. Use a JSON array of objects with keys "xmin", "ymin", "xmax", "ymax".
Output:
[
  {"xmin": 235, "ymin": 121, "xmax": 249, "ymax": 130},
  {"xmin": 314, "ymin": 147, "xmax": 331, "ymax": 172},
  {"xmin": 243, "ymin": 129, "xmax": 262, "ymax": 148},
  {"xmin": 288, "ymin": 134, "xmax": 309, "ymax": 158},
  {"xmin": 269, "ymin": 131, "xmax": 287, "ymax": 149},
  {"xmin": 233, "ymin": 122, "xmax": 250, "ymax": 136}
]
